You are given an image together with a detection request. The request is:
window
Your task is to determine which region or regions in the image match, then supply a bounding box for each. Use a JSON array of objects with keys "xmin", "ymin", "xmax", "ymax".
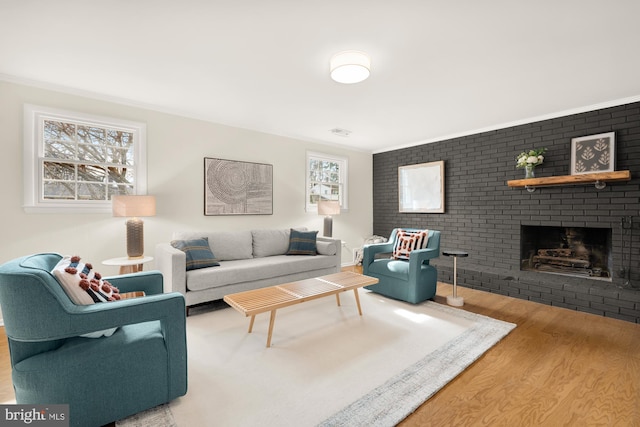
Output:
[
  {"xmin": 24, "ymin": 105, "xmax": 147, "ymax": 213},
  {"xmin": 306, "ymin": 151, "xmax": 348, "ymax": 212}
]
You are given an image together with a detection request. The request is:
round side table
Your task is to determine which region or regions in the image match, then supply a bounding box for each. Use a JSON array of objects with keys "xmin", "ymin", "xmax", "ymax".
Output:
[
  {"xmin": 442, "ymin": 250, "xmax": 468, "ymax": 307},
  {"xmin": 102, "ymin": 256, "xmax": 153, "ymax": 275}
]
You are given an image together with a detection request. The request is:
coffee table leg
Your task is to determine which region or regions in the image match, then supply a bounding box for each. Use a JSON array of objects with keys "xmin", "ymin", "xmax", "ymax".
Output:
[
  {"xmin": 353, "ymin": 289, "xmax": 363, "ymax": 316},
  {"xmin": 266, "ymin": 310, "xmax": 277, "ymax": 348},
  {"xmin": 335, "ymin": 293, "xmax": 341, "ymax": 306},
  {"xmin": 248, "ymin": 315, "xmax": 256, "ymax": 333}
]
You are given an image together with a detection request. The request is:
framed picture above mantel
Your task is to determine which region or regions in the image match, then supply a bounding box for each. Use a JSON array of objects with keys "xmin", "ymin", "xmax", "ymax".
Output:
[
  {"xmin": 570, "ymin": 132, "xmax": 615, "ymax": 175},
  {"xmin": 204, "ymin": 157, "xmax": 273, "ymax": 215},
  {"xmin": 398, "ymin": 160, "xmax": 445, "ymax": 213}
]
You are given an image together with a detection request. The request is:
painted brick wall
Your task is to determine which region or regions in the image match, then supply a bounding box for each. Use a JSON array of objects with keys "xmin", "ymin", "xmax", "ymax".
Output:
[{"xmin": 373, "ymin": 101, "xmax": 640, "ymax": 322}]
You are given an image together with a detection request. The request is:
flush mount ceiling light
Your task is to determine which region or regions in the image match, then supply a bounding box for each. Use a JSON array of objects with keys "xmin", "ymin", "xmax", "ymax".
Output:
[{"xmin": 330, "ymin": 51, "xmax": 371, "ymax": 84}]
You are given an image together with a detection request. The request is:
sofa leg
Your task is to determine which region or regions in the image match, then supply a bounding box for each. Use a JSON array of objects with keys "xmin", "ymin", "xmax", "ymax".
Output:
[{"xmin": 186, "ymin": 306, "xmax": 190, "ymax": 317}]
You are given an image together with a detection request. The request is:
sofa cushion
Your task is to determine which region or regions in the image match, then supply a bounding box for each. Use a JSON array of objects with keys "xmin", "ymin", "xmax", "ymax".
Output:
[
  {"xmin": 252, "ymin": 229, "xmax": 290, "ymax": 257},
  {"xmin": 185, "ymin": 254, "xmax": 337, "ymax": 292},
  {"xmin": 173, "ymin": 231, "xmax": 253, "ymax": 261},
  {"xmin": 286, "ymin": 229, "xmax": 318, "ymax": 256},
  {"xmin": 171, "ymin": 237, "xmax": 220, "ymax": 270},
  {"xmin": 393, "ymin": 229, "xmax": 429, "ymax": 260},
  {"xmin": 367, "ymin": 258, "xmax": 411, "ymax": 281}
]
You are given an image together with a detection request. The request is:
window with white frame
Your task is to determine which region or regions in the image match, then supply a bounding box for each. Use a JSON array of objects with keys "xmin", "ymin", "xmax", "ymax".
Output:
[
  {"xmin": 306, "ymin": 151, "xmax": 348, "ymax": 212},
  {"xmin": 23, "ymin": 105, "xmax": 147, "ymax": 213}
]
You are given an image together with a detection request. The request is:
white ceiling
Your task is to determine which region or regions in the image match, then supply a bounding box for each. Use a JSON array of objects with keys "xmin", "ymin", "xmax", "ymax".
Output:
[{"xmin": 2, "ymin": 1, "xmax": 640, "ymax": 153}]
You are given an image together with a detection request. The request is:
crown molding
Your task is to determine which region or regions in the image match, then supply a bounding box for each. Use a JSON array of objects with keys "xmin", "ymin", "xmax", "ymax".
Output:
[
  {"xmin": 374, "ymin": 94, "xmax": 640, "ymax": 154},
  {"xmin": 0, "ymin": 72, "xmax": 206, "ymax": 120},
  {"xmin": 3, "ymin": 73, "xmax": 638, "ymax": 156}
]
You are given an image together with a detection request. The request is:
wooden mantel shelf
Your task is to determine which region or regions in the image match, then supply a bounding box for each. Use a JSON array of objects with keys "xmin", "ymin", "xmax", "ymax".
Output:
[{"xmin": 507, "ymin": 170, "xmax": 631, "ymax": 189}]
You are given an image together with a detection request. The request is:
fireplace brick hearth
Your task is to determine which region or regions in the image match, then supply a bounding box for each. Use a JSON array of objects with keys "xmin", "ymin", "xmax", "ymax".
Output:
[{"xmin": 373, "ymin": 101, "xmax": 640, "ymax": 323}]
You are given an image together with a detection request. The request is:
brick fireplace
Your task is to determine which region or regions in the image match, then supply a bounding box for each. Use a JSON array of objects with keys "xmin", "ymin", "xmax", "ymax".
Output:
[
  {"xmin": 372, "ymin": 101, "xmax": 640, "ymax": 323},
  {"xmin": 520, "ymin": 225, "xmax": 612, "ymax": 281}
]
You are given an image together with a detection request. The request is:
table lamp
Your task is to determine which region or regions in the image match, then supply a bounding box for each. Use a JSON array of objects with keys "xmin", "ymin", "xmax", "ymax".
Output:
[
  {"xmin": 317, "ymin": 200, "xmax": 340, "ymax": 237},
  {"xmin": 112, "ymin": 195, "xmax": 156, "ymax": 259}
]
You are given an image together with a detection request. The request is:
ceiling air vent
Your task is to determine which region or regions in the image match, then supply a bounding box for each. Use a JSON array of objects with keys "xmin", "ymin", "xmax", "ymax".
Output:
[{"xmin": 329, "ymin": 128, "xmax": 352, "ymax": 137}]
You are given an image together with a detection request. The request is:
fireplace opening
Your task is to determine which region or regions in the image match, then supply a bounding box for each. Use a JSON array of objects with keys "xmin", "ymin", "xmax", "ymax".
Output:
[{"xmin": 520, "ymin": 225, "xmax": 612, "ymax": 281}]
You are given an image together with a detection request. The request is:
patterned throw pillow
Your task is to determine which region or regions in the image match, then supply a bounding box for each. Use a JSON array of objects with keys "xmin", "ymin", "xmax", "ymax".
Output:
[
  {"xmin": 52, "ymin": 255, "xmax": 121, "ymax": 338},
  {"xmin": 171, "ymin": 237, "xmax": 220, "ymax": 270},
  {"xmin": 392, "ymin": 229, "xmax": 430, "ymax": 260},
  {"xmin": 286, "ymin": 229, "xmax": 318, "ymax": 256}
]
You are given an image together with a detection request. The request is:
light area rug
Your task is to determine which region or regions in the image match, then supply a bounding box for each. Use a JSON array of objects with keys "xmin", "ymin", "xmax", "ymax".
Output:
[
  {"xmin": 120, "ymin": 290, "xmax": 515, "ymax": 426},
  {"xmin": 117, "ymin": 404, "xmax": 176, "ymax": 427}
]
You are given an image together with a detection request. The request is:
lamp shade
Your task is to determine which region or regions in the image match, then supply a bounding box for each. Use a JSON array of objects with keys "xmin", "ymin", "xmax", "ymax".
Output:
[
  {"xmin": 112, "ymin": 195, "xmax": 156, "ymax": 217},
  {"xmin": 318, "ymin": 200, "xmax": 341, "ymax": 216},
  {"xmin": 330, "ymin": 51, "xmax": 371, "ymax": 84}
]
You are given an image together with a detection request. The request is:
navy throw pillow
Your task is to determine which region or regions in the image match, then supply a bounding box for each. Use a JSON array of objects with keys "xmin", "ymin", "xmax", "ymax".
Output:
[
  {"xmin": 171, "ymin": 237, "xmax": 220, "ymax": 270},
  {"xmin": 286, "ymin": 229, "xmax": 318, "ymax": 256}
]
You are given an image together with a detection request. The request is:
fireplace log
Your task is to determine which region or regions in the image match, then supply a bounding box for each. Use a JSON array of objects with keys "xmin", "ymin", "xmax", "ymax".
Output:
[
  {"xmin": 537, "ymin": 248, "xmax": 574, "ymax": 258},
  {"xmin": 533, "ymin": 255, "xmax": 591, "ymax": 269}
]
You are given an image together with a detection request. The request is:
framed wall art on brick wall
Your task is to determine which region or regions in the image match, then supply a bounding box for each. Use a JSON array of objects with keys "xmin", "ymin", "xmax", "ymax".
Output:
[
  {"xmin": 570, "ymin": 132, "xmax": 615, "ymax": 175},
  {"xmin": 204, "ymin": 157, "xmax": 273, "ymax": 215},
  {"xmin": 398, "ymin": 160, "xmax": 445, "ymax": 213}
]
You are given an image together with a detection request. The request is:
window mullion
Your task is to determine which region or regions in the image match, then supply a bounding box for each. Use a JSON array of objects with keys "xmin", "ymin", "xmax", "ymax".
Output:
[
  {"xmin": 25, "ymin": 104, "xmax": 146, "ymax": 213},
  {"xmin": 306, "ymin": 151, "xmax": 348, "ymax": 212}
]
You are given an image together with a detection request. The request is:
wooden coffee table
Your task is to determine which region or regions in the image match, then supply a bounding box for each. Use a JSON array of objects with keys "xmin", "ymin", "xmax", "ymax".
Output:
[{"xmin": 223, "ymin": 271, "xmax": 379, "ymax": 347}]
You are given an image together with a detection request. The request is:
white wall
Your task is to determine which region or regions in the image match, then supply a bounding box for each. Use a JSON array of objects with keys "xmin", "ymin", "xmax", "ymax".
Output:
[{"xmin": 0, "ymin": 81, "xmax": 373, "ymax": 323}]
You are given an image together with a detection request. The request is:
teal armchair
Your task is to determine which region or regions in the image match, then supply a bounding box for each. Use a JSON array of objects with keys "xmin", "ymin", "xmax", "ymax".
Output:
[
  {"xmin": 0, "ymin": 253, "xmax": 187, "ymax": 427},
  {"xmin": 363, "ymin": 229, "xmax": 441, "ymax": 303}
]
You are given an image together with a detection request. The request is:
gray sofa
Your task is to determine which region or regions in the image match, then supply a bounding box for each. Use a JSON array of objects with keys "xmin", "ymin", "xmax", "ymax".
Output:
[{"xmin": 155, "ymin": 228, "xmax": 341, "ymax": 311}]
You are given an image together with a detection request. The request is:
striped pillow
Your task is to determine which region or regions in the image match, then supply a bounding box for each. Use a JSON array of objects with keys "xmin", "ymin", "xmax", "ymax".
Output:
[
  {"xmin": 286, "ymin": 229, "xmax": 318, "ymax": 256},
  {"xmin": 392, "ymin": 229, "xmax": 429, "ymax": 260},
  {"xmin": 171, "ymin": 237, "xmax": 221, "ymax": 270},
  {"xmin": 52, "ymin": 255, "xmax": 122, "ymax": 305},
  {"xmin": 52, "ymin": 255, "xmax": 120, "ymax": 338}
]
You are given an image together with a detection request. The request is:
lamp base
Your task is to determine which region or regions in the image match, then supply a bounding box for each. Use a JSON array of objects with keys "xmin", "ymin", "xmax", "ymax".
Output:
[
  {"xmin": 323, "ymin": 216, "xmax": 333, "ymax": 237},
  {"xmin": 125, "ymin": 218, "xmax": 145, "ymax": 258}
]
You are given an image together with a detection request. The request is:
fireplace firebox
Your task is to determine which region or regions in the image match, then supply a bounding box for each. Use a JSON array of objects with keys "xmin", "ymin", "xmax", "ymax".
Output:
[{"xmin": 520, "ymin": 225, "xmax": 612, "ymax": 281}]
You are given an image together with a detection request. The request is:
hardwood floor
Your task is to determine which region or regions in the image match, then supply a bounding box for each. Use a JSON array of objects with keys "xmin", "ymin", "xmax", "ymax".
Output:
[
  {"xmin": 346, "ymin": 265, "xmax": 640, "ymax": 426},
  {"xmin": 0, "ymin": 325, "xmax": 13, "ymax": 404},
  {"xmin": 403, "ymin": 282, "xmax": 640, "ymax": 426},
  {"xmin": 2, "ymin": 269, "xmax": 639, "ymax": 425}
]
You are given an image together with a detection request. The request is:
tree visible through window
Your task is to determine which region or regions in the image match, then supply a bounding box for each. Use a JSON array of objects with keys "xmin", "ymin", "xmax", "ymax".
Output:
[
  {"xmin": 43, "ymin": 120, "xmax": 135, "ymax": 200},
  {"xmin": 306, "ymin": 151, "xmax": 348, "ymax": 211},
  {"xmin": 24, "ymin": 105, "xmax": 147, "ymax": 213}
]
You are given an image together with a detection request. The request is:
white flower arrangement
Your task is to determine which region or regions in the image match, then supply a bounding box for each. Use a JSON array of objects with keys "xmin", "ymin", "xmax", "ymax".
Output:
[{"xmin": 516, "ymin": 148, "xmax": 546, "ymax": 168}]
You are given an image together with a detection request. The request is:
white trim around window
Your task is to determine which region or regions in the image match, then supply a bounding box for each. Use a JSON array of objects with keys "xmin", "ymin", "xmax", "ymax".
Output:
[
  {"xmin": 23, "ymin": 104, "xmax": 147, "ymax": 214},
  {"xmin": 306, "ymin": 151, "xmax": 348, "ymax": 213}
]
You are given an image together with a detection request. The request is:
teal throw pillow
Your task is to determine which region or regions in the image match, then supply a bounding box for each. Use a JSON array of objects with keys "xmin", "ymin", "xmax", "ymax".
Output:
[
  {"xmin": 286, "ymin": 229, "xmax": 318, "ymax": 256},
  {"xmin": 171, "ymin": 237, "xmax": 220, "ymax": 270}
]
